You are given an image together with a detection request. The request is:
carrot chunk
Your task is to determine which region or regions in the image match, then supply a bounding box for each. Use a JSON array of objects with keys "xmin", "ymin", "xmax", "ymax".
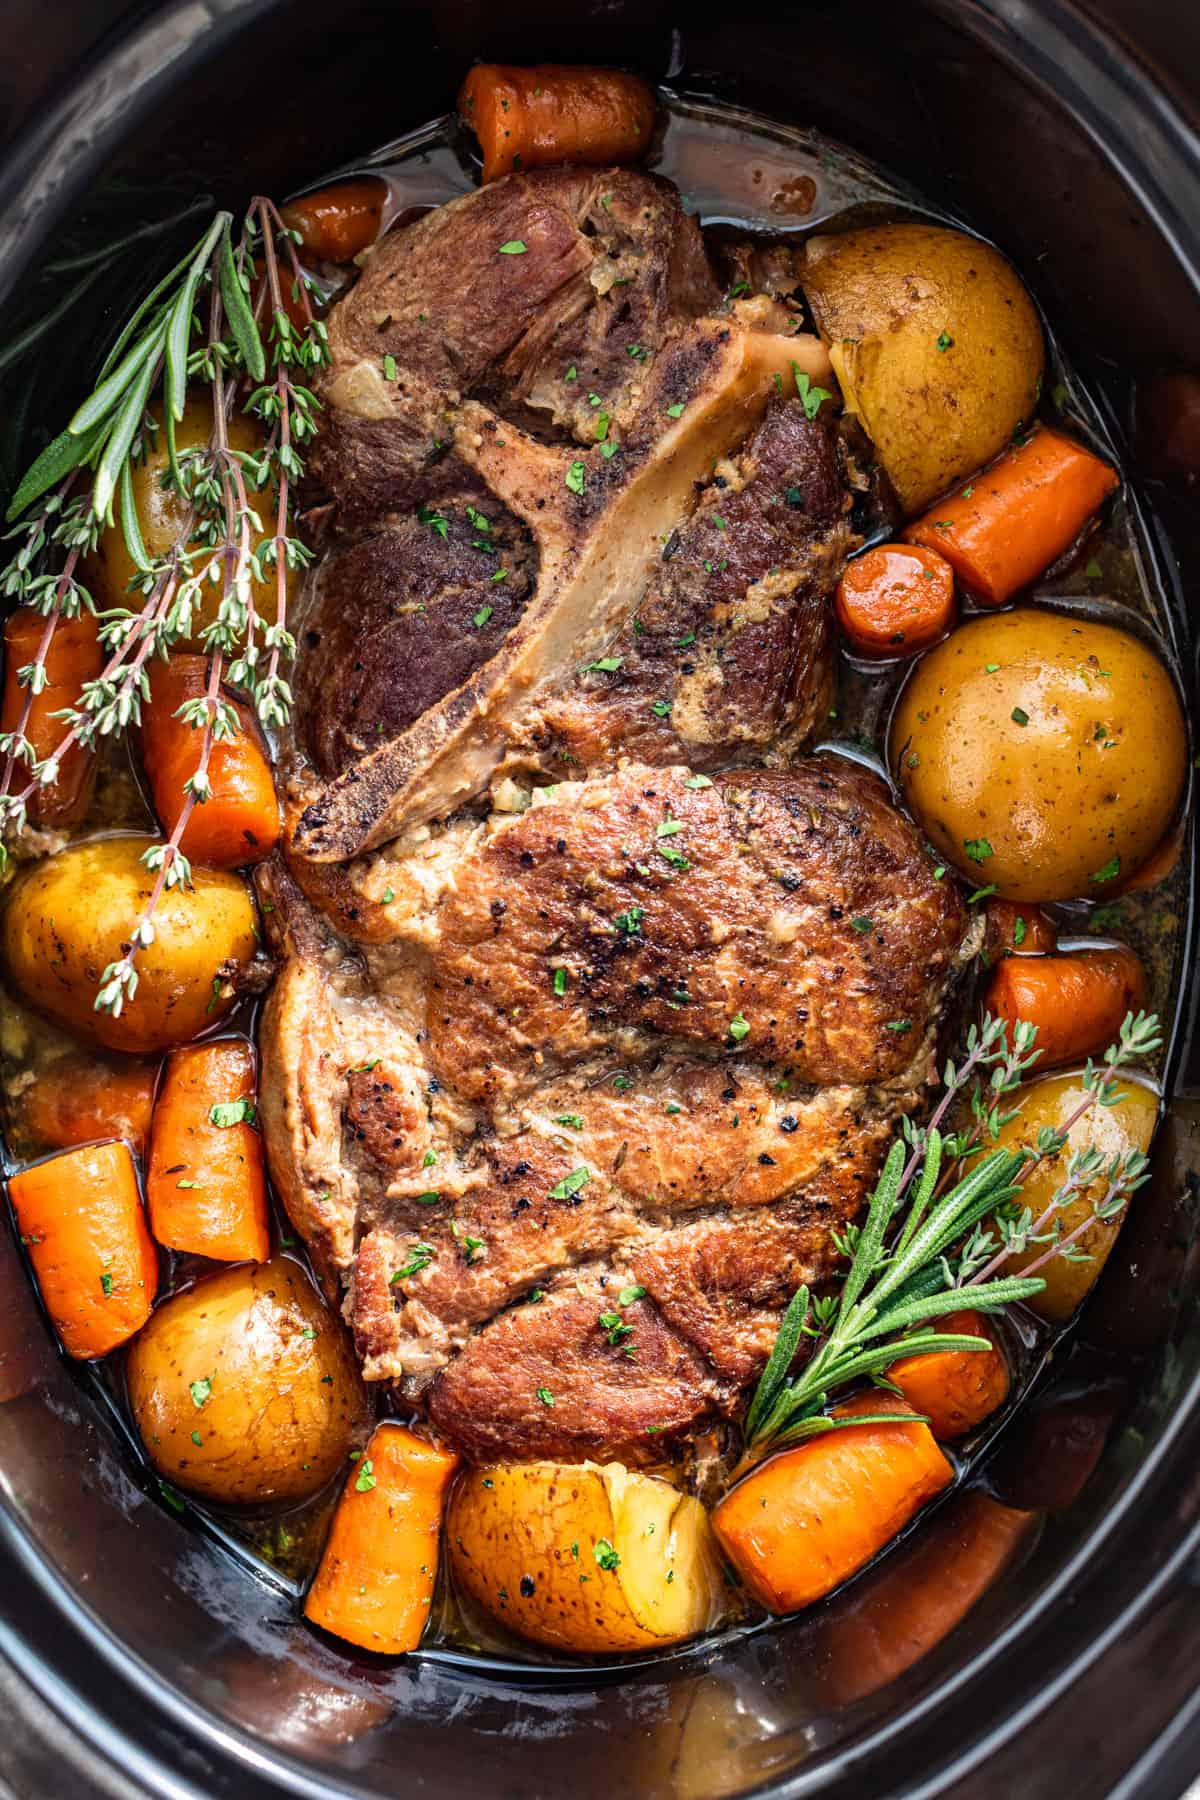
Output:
[
  {"xmin": 458, "ymin": 64, "xmax": 656, "ymax": 185},
  {"xmin": 18, "ymin": 1057, "xmax": 157, "ymax": 1158},
  {"xmin": 711, "ymin": 1394, "xmax": 953, "ymax": 1613},
  {"xmin": 986, "ymin": 945, "xmax": 1146, "ymax": 1069},
  {"xmin": 146, "ymin": 1038, "xmax": 269, "ymax": 1262},
  {"xmin": 280, "ymin": 178, "xmax": 387, "ymax": 263},
  {"xmin": 822, "ymin": 1488, "xmax": 1035, "ymax": 1705},
  {"xmin": 9, "ymin": 1141, "xmax": 158, "ymax": 1359},
  {"xmin": 1115, "ymin": 821, "xmax": 1183, "ymax": 896},
  {"xmin": 1, "ymin": 607, "xmax": 104, "ymax": 828},
  {"xmin": 905, "ymin": 426, "xmax": 1119, "ymax": 604},
  {"xmin": 984, "ymin": 899, "xmax": 1058, "ymax": 961},
  {"xmin": 886, "ymin": 1309, "xmax": 1010, "ymax": 1440},
  {"xmin": 141, "ymin": 655, "xmax": 280, "ymax": 868},
  {"xmin": 834, "ymin": 543, "xmax": 955, "ymax": 658},
  {"xmin": 304, "ymin": 1423, "xmax": 460, "ymax": 1653}
]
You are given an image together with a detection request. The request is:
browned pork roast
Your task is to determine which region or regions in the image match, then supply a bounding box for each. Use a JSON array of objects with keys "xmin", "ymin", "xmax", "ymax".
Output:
[{"xmin": 259, "ymin": 166, "xmax": 972, "ymax": 1462}]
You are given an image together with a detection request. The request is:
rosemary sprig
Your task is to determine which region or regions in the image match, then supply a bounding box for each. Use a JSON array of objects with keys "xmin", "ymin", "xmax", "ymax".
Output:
[
  {"xmin": 0, "ymin": 198, "xmax": 329, "ymax": 1014},
  {"xmin": 743, "ymin": 1008, "xmax": 1160, "ymax": 1459}
]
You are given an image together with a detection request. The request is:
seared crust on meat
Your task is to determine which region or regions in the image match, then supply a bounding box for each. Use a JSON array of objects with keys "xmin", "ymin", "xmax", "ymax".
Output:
[{"xmin": 257, "ymin": 167, "xmax": 974, "ymax": 1462}]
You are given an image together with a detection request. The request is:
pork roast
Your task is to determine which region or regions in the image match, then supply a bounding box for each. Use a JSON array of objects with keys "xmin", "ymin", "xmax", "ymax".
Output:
[{"xmin": 259, "ymin": 166, "xmax": 972, "ymax": 1463}]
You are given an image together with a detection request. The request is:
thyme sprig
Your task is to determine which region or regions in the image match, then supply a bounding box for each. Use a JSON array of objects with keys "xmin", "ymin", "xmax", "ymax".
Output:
[
  {"xmin": 0, "ymin": 198, "xmax": 330, "ymax": 1014},
  {"xmin": 744, "ymin": 1009, "xmax": 1160, "ymax": 1459}
]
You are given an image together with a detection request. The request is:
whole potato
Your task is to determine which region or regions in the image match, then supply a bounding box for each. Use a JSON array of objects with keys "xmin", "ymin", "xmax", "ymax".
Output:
[
  {"xmin": 84, "ymin": 394, "xmax": 293, "ymax": 646},
  {"xmin": 447, "ymin": 1459, "xmax": 723, "ymax": 1653},
  {"xmin": 126, "ymin": 1257, "xmax": 368, "ymax": 1505},
  {"xmin": 996, "ymin": 1072, "xmax": 1158, "ymax": 1320},
  {"xmin": 3, "ymin": 833, "xmax": 257, "ymax": 1052},
  {"xmin": 803, "ymin": 224, "xmax": 1043, "ymax": 514},
  {"xmin": 890, "ymin": 610, "xmax": 1187, "ymax": 901}
]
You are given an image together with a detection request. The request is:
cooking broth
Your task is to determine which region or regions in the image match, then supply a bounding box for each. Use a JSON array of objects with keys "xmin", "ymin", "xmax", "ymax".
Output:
[{"xmin": 0, "ymin": 89, "xmax": 1190, "ymax": 1677}]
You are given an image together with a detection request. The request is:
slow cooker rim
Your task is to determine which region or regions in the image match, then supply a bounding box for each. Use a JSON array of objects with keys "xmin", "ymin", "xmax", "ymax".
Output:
[{"xmin": 0, "ymin": 0, "xmax": 1197, "ymax": 1795}]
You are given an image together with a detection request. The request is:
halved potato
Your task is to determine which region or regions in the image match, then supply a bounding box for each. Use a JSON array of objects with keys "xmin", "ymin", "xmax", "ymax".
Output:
[
  {"xmin": 803, "ymin": 223, "xmax": 1043, "ymax": 513},
  {"xmin": 996, "ymin": 1071, "xmax": 1159, "ymax": 1320},
  {"xmin": 447, "ymin": 1460, "xmax": 724, "ymax": 1653}
]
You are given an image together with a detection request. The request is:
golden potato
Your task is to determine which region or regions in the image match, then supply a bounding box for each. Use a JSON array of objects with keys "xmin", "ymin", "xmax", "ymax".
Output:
[
  {"xmin": 447, "ymin": 1460, "xmax": 724, "ymax": 1654},
  {"xmin": 890, "ymin": 610, "xmax": 1187, "ymax": 901},
  {"xmin": 802, "ymin": 223, "xmax": 1043, "ymax": 513},
  {"xmin": 126, "ymin": 1257, "xmax": 368, "ymax": 1505},
  {"xmin": 3, "ymin": 833, "xmax": 257, "ymax": 1052},
  {"xmin": 84, "ymin": 393, "xmax": 294, "ymax": 645},
  {"xmin": 996, "ymin": 1071, "xmax": 1159, "ymax": 1320}
]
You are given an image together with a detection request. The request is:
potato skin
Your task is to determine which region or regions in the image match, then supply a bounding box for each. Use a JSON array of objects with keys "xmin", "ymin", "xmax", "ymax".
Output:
[
  {"xmin": 3, "ymin": 834, "xmax": 257, "ymax": 1053},
  {"xmin": 997, "ymin": 1072, "xmax": 1159, "ymax": 1320},
  {"xmin": 126, "ymin": 1257, "xmax": 368, "ymax": 1505},
  {"xmin": 890, "ymin": 610, "xmax": 1187, "ymax": 901},
  {"xmin": 447, "ymin": 1460, "xmax": 722, "ymax": 1653},
  {"xmin": 803, "ymin": 224, "xmax": 1043, "ymax": 514},
  {"xmin": 84, "ymin": 395, "xmax": 292, "ymax": 647}
]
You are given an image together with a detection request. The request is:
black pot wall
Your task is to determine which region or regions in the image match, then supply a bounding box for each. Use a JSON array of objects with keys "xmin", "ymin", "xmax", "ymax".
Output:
[{"xmin": 0, "ymin": 4, "xmax": 1198, "ymax": 1797}]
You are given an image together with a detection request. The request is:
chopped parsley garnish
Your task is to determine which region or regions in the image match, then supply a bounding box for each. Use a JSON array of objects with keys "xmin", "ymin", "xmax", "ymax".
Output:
[
  {"xmin": 675, "ymin": 630, "xmax": 696, "ymax": 648},
  {"xmin": 595, "ymin": 412, "xmax": 610, "ymax": 442},
  {"xmin": 666, "ymin": 402, "xmax": 685, "ymax": 418},
  {"xmin": 626, "ymin": 344, "xmax": 649, "ymax": 362},
  {"xmin": 536, "ymin": 1387, "xmax": 556, "ymax": 1407},
  {"xmin": 393, "ymin": 1244, "xmax": 436, "ymax": 1282},
  {"xmin": 936, "ymin": 331, "xmax": 954, "ymax": 352},
  {"xmin": 422, "ymin": 1150, "xmax": 437, "ymax": 1167},
  {"xmin": 793, "ymin": 363, "xmax": 832, "ymax": 420},
  {"xmin": 552, "ymin": 966, "xmax": 568, "ymax": 997},
  {"xmin": 655, "ymin": 817, "xmax": 682, "ymax": 839},
  {"xmin": 728, "ymin": 1012, "xmax": 751, "ymax": 1042},
  {"xmin": 462, "ymin": 1235, "xmax": 485, "ymax": 1263},
  {"xmin": 581, "ymin": 656, "xmax": 624, "ymax": 674},
  {"xmin": 355, "ymin": 1459, "xmax": 377, "ymax": 1492},
  {"xmin": 417, "ymin": 504, "xmax": 449, "ymax": 538},
  {"xmin": 657, "ymin": 844, "xmax": 690, "ymax": 870},
  {"xmin": 594, "ymin": 1538, "xmax": 621, "ymax": 1570},
  {"xmin": 614, "ymin": 906, "xmax": 644, "ymax": 935},
  {"xmin": 498, "ymin": 239, "xmax": 527, "ymax": 255},
  {"xmin": 381, "ymin": 887, "xmax": 395, "ymax": 904},
  {"xmin": 347, "ymin": 1058, "xmax": 381, "ymax": 1074},
  {"xmin": 598, "ymin": 1310, "xmax": 633, "ymax": 1345},
  {"xmin": 618, "ymin": 1285, "xmax": 646, "ymax": 1306},
  {"xmin": 491, "ymin": 567, "xmax": 508, "ymax": 583},
  {"xmin": 885, "ymin": 1018, "xmax": 913, "ymax": 1033},
  {"xmin": 1013, "ymin": 916, "xmax": 1027, "ymax": 947},
  {"xmin": 554, "ymin": 1114, "xmax": 584, "ymax": 1130},
  {"xmin": 964, "ymin": 837, "xmax": 994, "ymax": 863},
  {"xmin": 382, "ymin": 353, "xmax": 397, "ymax": 381},
  {"xmin": 99, "ymin": 1270, "xmax": 114, "ymax": 1296},
  {"xmin": 651, "ymin": 699, "xmax": 671, "ymax": 718},
  {"xmin": 1011, "ymin": 706, "xmax": 1030, "ymax": 726},
  {"xmin": 472, "ymin": 604, "xmax": 493, "ymax": 628},
  {"xmin": 565, "ymin": 461, "xmax": 586, "ymax": 496},
  {"xmin": 415, "ymin": 1190, "xmax": 443, "ymax": 1206},
  {"xmin": 967, "ymin": 884, "xmax": 998, "ymax": 904},
  {"xmin": 190, "ymin": 1377, "xmax": 213, "ymax": 1409},
  {"xmin": 685, "ymin": 773, "xmax": 712, "ymax": 789},
  {"xmin": 728, "ymin": 282, "xmax": 751, "ymax": 299},
  {"xmin": 850, "ymin": 916, "xmax": 874, "ymax": 934},
  {"xmin": 1085, "ymin": 558, "xmax": 1102, "ymax": 579},
  {"xmin": 565, "ymin": 365, "xmax": 577, "ymax": 382},
  {"xmin": 548, "ymin": 1167, "xmax": 591, "ymax": 1201},
  {"xmin": 191, "ymin": 1430, "xmax": 203, "ymax": 1447},
  {"xmin": 209, "ymin": 1097, "xmax": 256, "ymax": 1128},
  {"xmin": 1090, "ymin": 855, "xmax": 1121, "ymax": 884}
]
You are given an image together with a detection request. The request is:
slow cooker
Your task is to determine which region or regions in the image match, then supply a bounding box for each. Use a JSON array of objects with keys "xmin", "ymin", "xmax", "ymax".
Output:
[{"xmin": 0, "ymin": 1, "xmax": 1197, "ymax": 1795}]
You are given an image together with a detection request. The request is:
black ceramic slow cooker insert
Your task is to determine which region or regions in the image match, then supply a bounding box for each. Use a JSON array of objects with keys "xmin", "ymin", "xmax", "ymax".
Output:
[{"xmin": 0, "ymin": 2, "xmax": 1198, "ymax": 1795}]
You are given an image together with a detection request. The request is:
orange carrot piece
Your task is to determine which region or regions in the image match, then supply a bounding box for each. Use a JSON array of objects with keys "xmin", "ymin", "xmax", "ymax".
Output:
[
  {"xmin": 711, "ymin": 1394, "xmax": 953, "ymax": 1613},
  {"xmin": 304, "ymin": 1423, "xmax": 460, "ymax": 1652},
  {"xmin": 18, "ymin": 1057, "xmax": 157, "ymax": 1158},
  {"xmin": 8, "ymin": 1141, "xmax": 158, "ymax": 1359},
  {"xmin": 142, "ymin": 655, "xmax": 280, "ymax": 868},
  {"xmin": 834, "ymin": 543, "xmax": 955, "ymax": 658},
  {"xmin": 1, "ymin": 607, "xmax": 104, "ymax": 828},
  {"xmin": 984, "ymin": 899, "xmax": 1058, "ymax": 961},
  {"xmin": 986, "ymin": 945, "xmax": 1146, "ymax": 1069},
  {"xmin": 886, "ymin": 1309, "xmax": 1010, "ymax": 1440},
  {"xmin": 905, "ymin": 426, "xmax": 1119, "ymax": 604},
  {"xmin": 146, "ymin": 1038, "xmax": 269, "ymax": 1262},
  {"xmin": 458, "ymin": 64, "xmax": 656, "ymax": 185},
  {"xmin": 1115, "ymin": 820, "xmax": 1183, "ymax": 896},
  {"xmin": 279, "ymin": 178, "xmax": 387, "ymax": 263},
  {"xmin": 822, "ymin": 1488, "xmax": 1035, "ymax": 1706}
]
